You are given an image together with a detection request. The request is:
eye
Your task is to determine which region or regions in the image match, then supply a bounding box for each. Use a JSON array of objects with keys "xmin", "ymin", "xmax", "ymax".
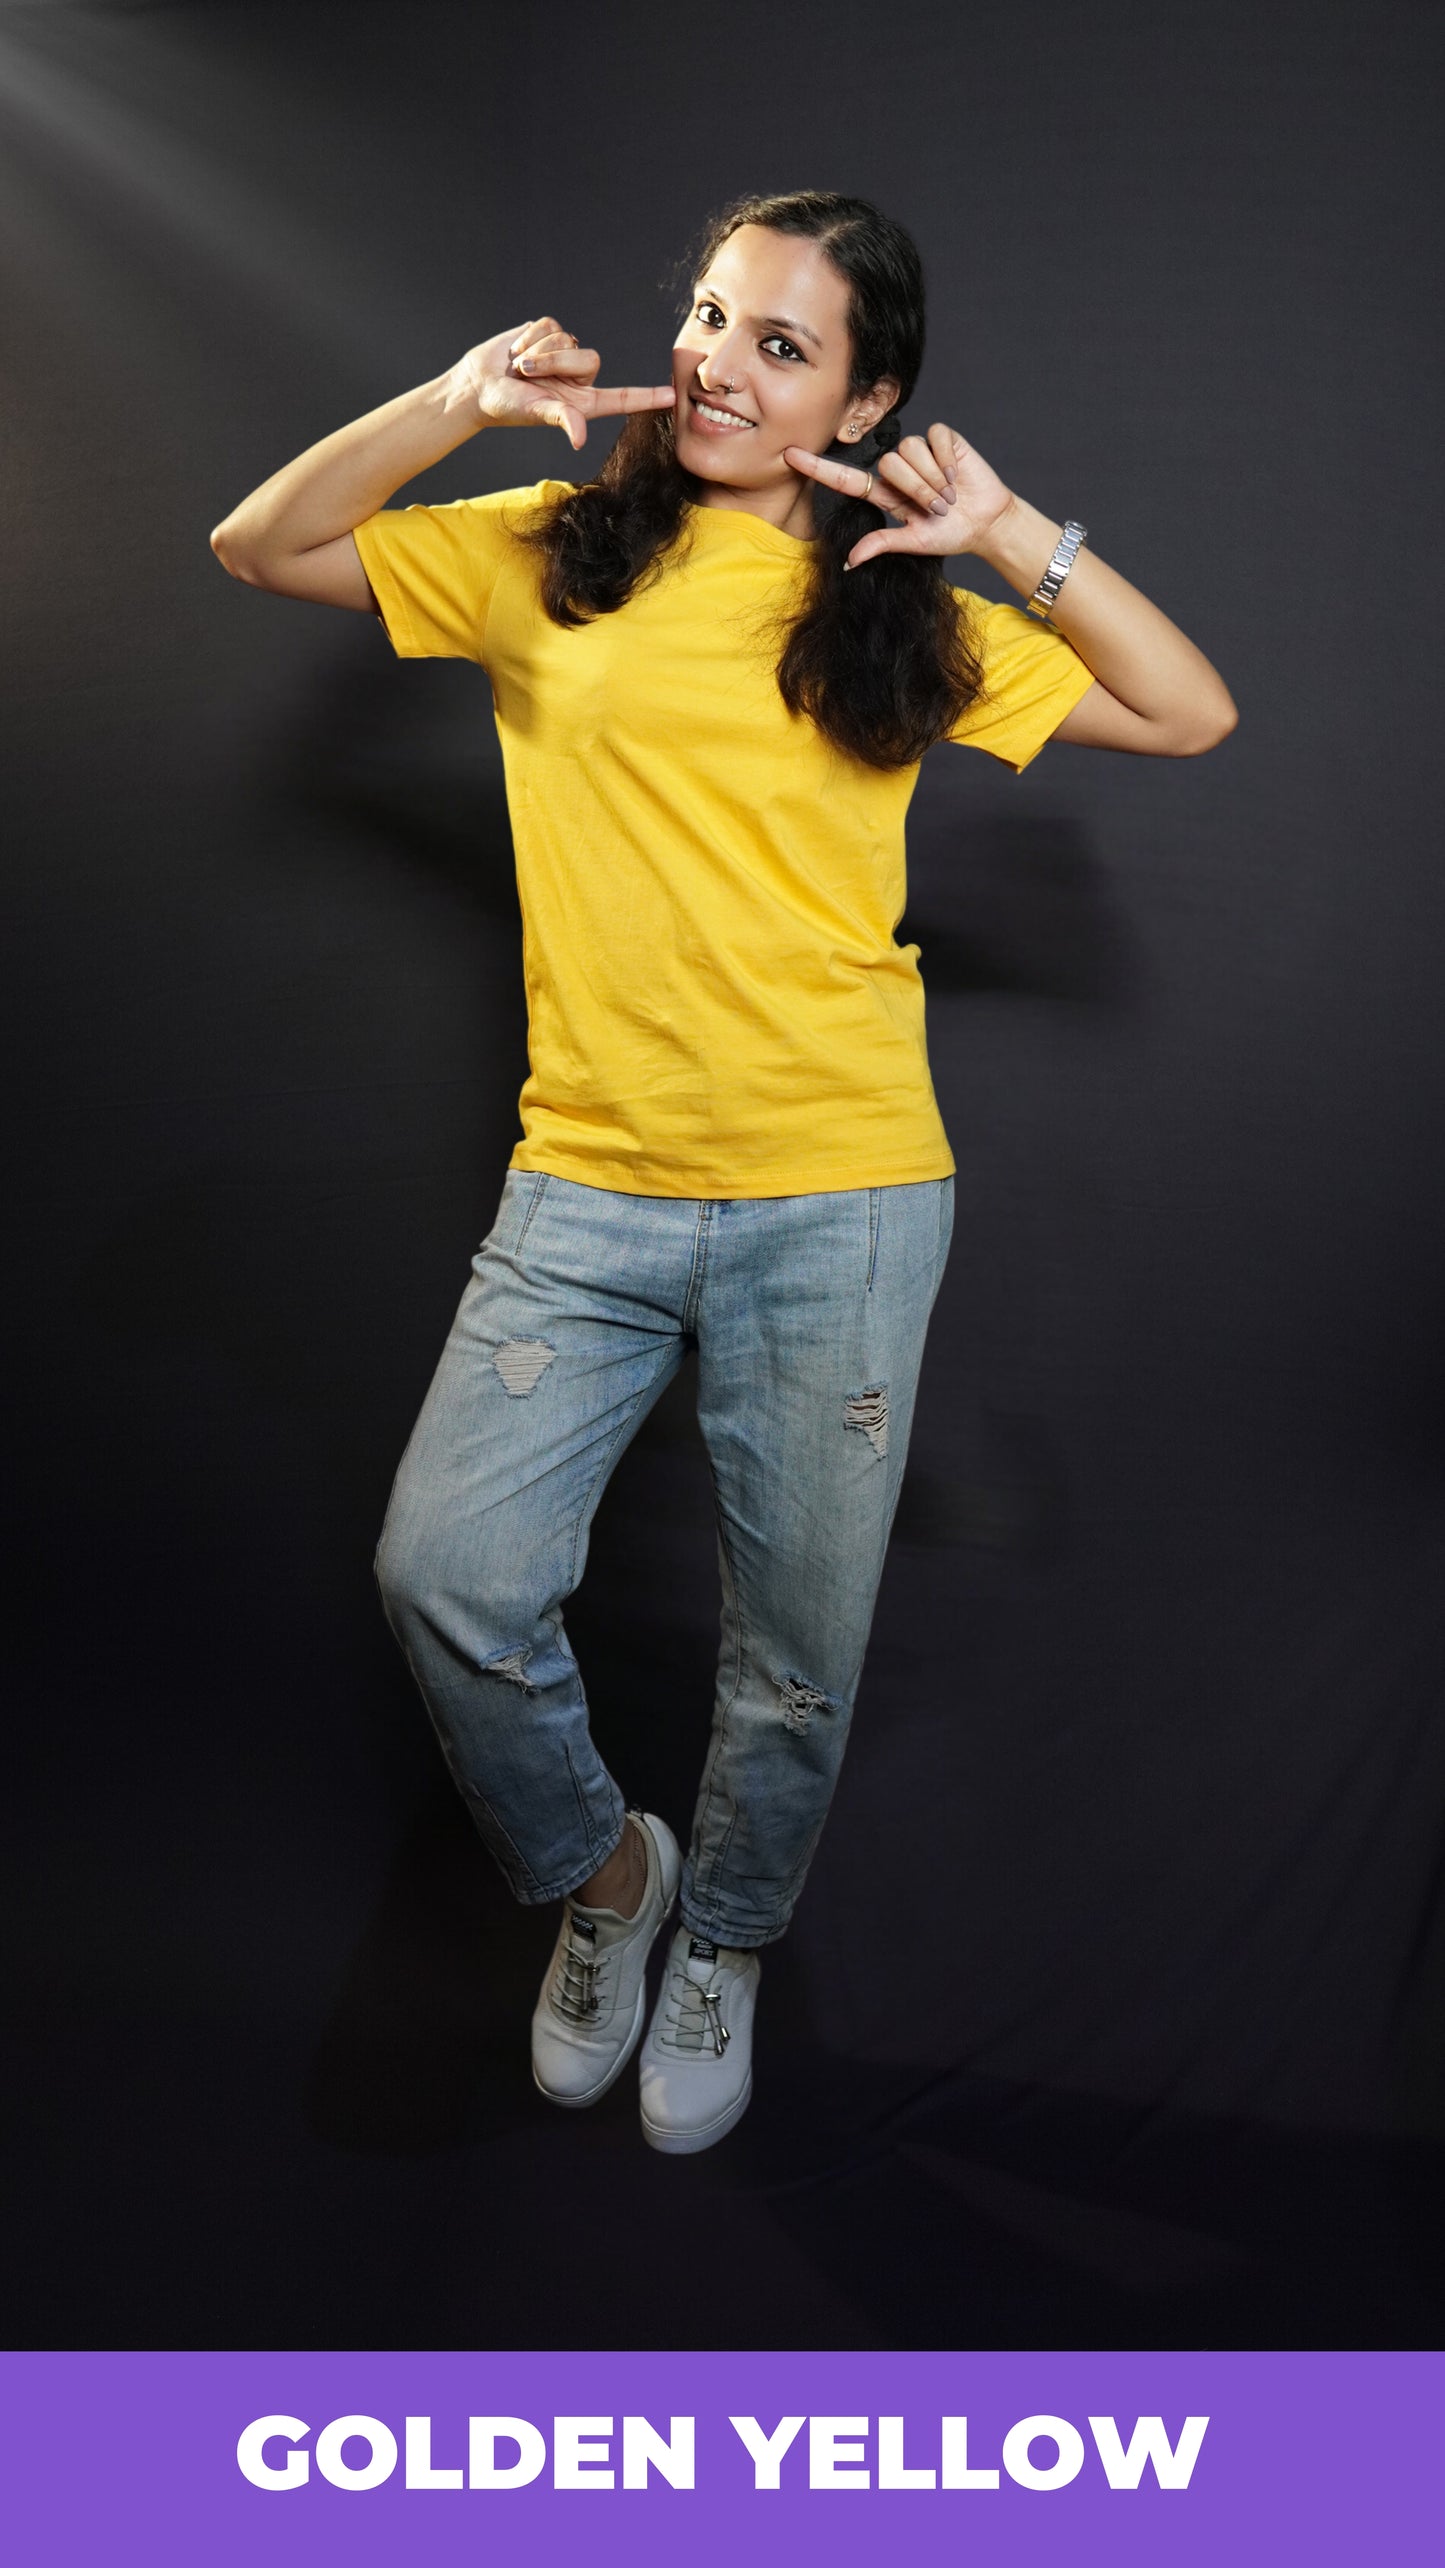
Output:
[
  {"xmin": 760, "ymin": 335, "xmax": 804, "ymax": 363},
  {"xmin": 695, "ymin": 300, "xmax": 725, "ymax": 328}
]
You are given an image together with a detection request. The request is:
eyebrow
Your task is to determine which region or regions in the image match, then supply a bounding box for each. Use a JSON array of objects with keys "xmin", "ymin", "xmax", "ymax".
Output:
[{"xmin": 693, "ymin": 284, "xmax": 823, "ymax": 351}]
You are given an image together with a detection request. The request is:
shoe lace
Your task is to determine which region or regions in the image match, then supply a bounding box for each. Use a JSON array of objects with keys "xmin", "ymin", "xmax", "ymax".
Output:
[
  {"xmin": 551, "ymin": 1931, "xmax": 608, "ymax": 2024},
  {"xmin": 658, "ymin": 1958, "xmax": 730, "ymax": 2058}
]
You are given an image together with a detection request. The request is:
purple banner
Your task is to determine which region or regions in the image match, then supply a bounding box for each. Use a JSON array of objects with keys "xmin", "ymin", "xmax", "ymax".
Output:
[{"xmin": 2, "ymin": 2350, "xmax": 1439, "ymax": 2564}]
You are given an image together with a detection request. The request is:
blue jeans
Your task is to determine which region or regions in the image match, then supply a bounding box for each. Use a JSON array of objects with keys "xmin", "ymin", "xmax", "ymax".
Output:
[{"xmin": 375, "ymin": 1168, "xmax": 954, "ymax": 1947}]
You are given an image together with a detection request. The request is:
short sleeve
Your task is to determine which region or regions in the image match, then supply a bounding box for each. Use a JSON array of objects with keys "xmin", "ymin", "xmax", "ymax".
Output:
[
  {"xmin": 352, "ymin": 481, "xmax": 572, "ymax": 663},
  {"xmin": 946, "ymin": 588, "xmax": 1096, "ymax": 772}
]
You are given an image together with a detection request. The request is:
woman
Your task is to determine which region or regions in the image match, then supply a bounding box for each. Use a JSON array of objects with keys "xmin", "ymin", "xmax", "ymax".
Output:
[{"xmin": 211, "ymin": 190, "xmax": 1235, "ymax": 2156}]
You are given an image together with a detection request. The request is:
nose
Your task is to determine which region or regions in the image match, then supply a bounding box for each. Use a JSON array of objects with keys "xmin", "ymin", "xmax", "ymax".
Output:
[{"xmin": 695, "ymin": 327, "xmax": 749, "ymax": 396}]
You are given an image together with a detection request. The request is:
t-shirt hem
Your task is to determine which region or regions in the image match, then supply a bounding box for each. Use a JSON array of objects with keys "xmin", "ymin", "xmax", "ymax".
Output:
[{"xmin": 507, "ymin": 1143, "xmax": 957, "ymax": 1199}]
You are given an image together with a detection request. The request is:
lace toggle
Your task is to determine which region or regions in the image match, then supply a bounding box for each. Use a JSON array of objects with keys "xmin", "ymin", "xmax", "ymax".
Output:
[{"xmin": 659, "ymin": 1961, "xmax": 731, "ymax": 2056}]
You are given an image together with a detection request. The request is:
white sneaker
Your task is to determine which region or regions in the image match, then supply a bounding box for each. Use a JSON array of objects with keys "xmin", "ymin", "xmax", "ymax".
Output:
[
  {"xmin": 531, "ymin": 1812, "xmax": 681, "ymax": 2108},
  {"xmin": 638, "ymin": 1927, "xmax": 761, "ymax": 2155}
]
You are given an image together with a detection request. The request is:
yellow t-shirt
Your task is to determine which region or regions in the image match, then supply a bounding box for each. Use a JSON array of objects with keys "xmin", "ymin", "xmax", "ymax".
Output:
[{"xmin": 352, "ymin": 481, "xmax": 1094, "ymax": 1197}]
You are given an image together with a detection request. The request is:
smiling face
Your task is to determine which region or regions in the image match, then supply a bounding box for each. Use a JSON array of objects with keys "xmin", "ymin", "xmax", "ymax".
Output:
[{"xmin": 671, "ymin": 223, "xmax": 899, "ymax": 534}]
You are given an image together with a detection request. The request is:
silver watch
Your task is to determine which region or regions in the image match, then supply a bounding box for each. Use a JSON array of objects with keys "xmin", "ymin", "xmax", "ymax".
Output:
[{"xmin": 1026, "ymin": 519, "xmax": 1088, "ymax": 618}]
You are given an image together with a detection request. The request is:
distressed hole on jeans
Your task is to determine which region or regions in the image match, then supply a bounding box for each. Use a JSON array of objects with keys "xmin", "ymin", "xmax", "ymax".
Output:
[
  {"xmin": 843, "ymin": 1383, "xmax": 889, "ymax": 1458},
  {"xmin": 484, "ymin": 1645, "xmax": 534, "ymax": 1691},
  {"xmin": 776, "ymin": 1673, "xmax": 833, "ymax": 1735},
  {"xmin": 492, "ymin": 1337, "xmax": 557, "ymax": 1397}
]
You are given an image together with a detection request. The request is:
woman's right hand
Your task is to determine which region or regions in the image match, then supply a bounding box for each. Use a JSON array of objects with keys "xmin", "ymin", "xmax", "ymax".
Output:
[{"xmin": 448, "ymin": 317, "xmax": 675, "ymax": 452}]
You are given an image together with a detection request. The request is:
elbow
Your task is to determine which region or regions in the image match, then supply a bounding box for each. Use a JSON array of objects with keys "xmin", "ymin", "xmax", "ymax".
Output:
[
  {"xmin": 210, "ymin": 518, "xmax": 245, "ymax": 578},
  {"xmin": 1170, "ymin": 690, "xmax": 1239, "ymax": 756},
  {"xmin": 210, "ymin": 517, "xmax": 266, "ymax": 586}
]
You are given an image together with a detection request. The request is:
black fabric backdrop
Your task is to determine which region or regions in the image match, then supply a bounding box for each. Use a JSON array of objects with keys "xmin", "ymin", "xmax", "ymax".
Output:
[{"xmin": 4, "ymin": 0, "xmax": 1444, "ymax": 2347}]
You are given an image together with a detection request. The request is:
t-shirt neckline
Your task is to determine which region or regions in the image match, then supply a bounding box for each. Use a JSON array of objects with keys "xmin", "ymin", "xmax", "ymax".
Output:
[{"xmin": 684, "ymin": 500, "xmax": 817, "ymax": 560}]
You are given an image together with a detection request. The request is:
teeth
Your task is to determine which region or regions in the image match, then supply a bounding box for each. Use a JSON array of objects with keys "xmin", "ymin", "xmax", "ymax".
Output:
[{"xmin": 694, "ymin": 400, "xmax": 751, "ymax": 428}]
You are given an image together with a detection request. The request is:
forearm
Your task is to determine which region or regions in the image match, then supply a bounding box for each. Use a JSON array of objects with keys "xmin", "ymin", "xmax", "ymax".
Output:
[
  {"xmin": 211, "ymin": 366, "xmax": 483, "ymax": 573},
  {"xmin": 974, "ymin": 493, "xmax": 1236, "ymax": 750}
]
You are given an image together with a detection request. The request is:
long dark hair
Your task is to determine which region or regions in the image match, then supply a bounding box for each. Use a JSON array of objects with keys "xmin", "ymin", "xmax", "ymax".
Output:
[{"xmin": 520, "ymin": 190, "xmax": 985, "ymax": 770}]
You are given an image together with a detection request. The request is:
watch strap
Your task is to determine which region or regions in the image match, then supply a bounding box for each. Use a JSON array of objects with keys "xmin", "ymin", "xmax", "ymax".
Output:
[{"xmin": 1026, "ymin": 518, "xmax": 1088, "ymax": 618}]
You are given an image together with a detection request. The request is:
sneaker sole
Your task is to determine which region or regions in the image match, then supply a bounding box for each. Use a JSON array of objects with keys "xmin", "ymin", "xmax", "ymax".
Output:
[{"xmin": 640, "ymin": 2068, "xmax": 753, "ymax": 2156}]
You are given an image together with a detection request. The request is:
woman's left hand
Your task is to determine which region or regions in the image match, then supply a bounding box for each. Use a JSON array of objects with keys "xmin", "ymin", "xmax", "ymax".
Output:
[{"xmin": 783, "ymin": 423, "xmax": 1015, "ymax": 569}]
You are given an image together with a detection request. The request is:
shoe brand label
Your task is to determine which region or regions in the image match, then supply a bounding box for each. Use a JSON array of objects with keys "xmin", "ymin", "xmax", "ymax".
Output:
[
  {"xmin": 572, "ymin": 1917, "xmax": 597, "ymax": 1941},
  {"xmin": 688, "ymin": 1936, "xmax": 718, "ymax": 1961}
]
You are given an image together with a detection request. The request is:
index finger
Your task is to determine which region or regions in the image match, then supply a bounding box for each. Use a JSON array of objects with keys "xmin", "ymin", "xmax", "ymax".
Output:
[
  {"xmin": 783, "ymin": 446, "xmax": 872, "ymax": 498},
  {"xmin": 586, "ymin": 383, "xmax": 677, "ymax": 417}
]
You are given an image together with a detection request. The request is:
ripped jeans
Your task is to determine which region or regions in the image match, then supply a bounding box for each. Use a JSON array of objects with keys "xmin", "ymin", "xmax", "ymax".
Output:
[{"xmin": 375, "ymin": 1167, "xmax": 954, "ymax": 1947}]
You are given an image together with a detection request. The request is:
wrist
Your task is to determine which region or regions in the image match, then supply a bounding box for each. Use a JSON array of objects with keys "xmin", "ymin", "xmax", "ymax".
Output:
[
  {"xmin": 969, "ymin": 487, "xmax": 1021, "ymax": 566},
  {"xmin": 972, "ymin": 491, "xmax": 1063, "ymax": 594},
  {"xmin": 436, "ymin": 360, "xmax": 491, "ymax": 435}
]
